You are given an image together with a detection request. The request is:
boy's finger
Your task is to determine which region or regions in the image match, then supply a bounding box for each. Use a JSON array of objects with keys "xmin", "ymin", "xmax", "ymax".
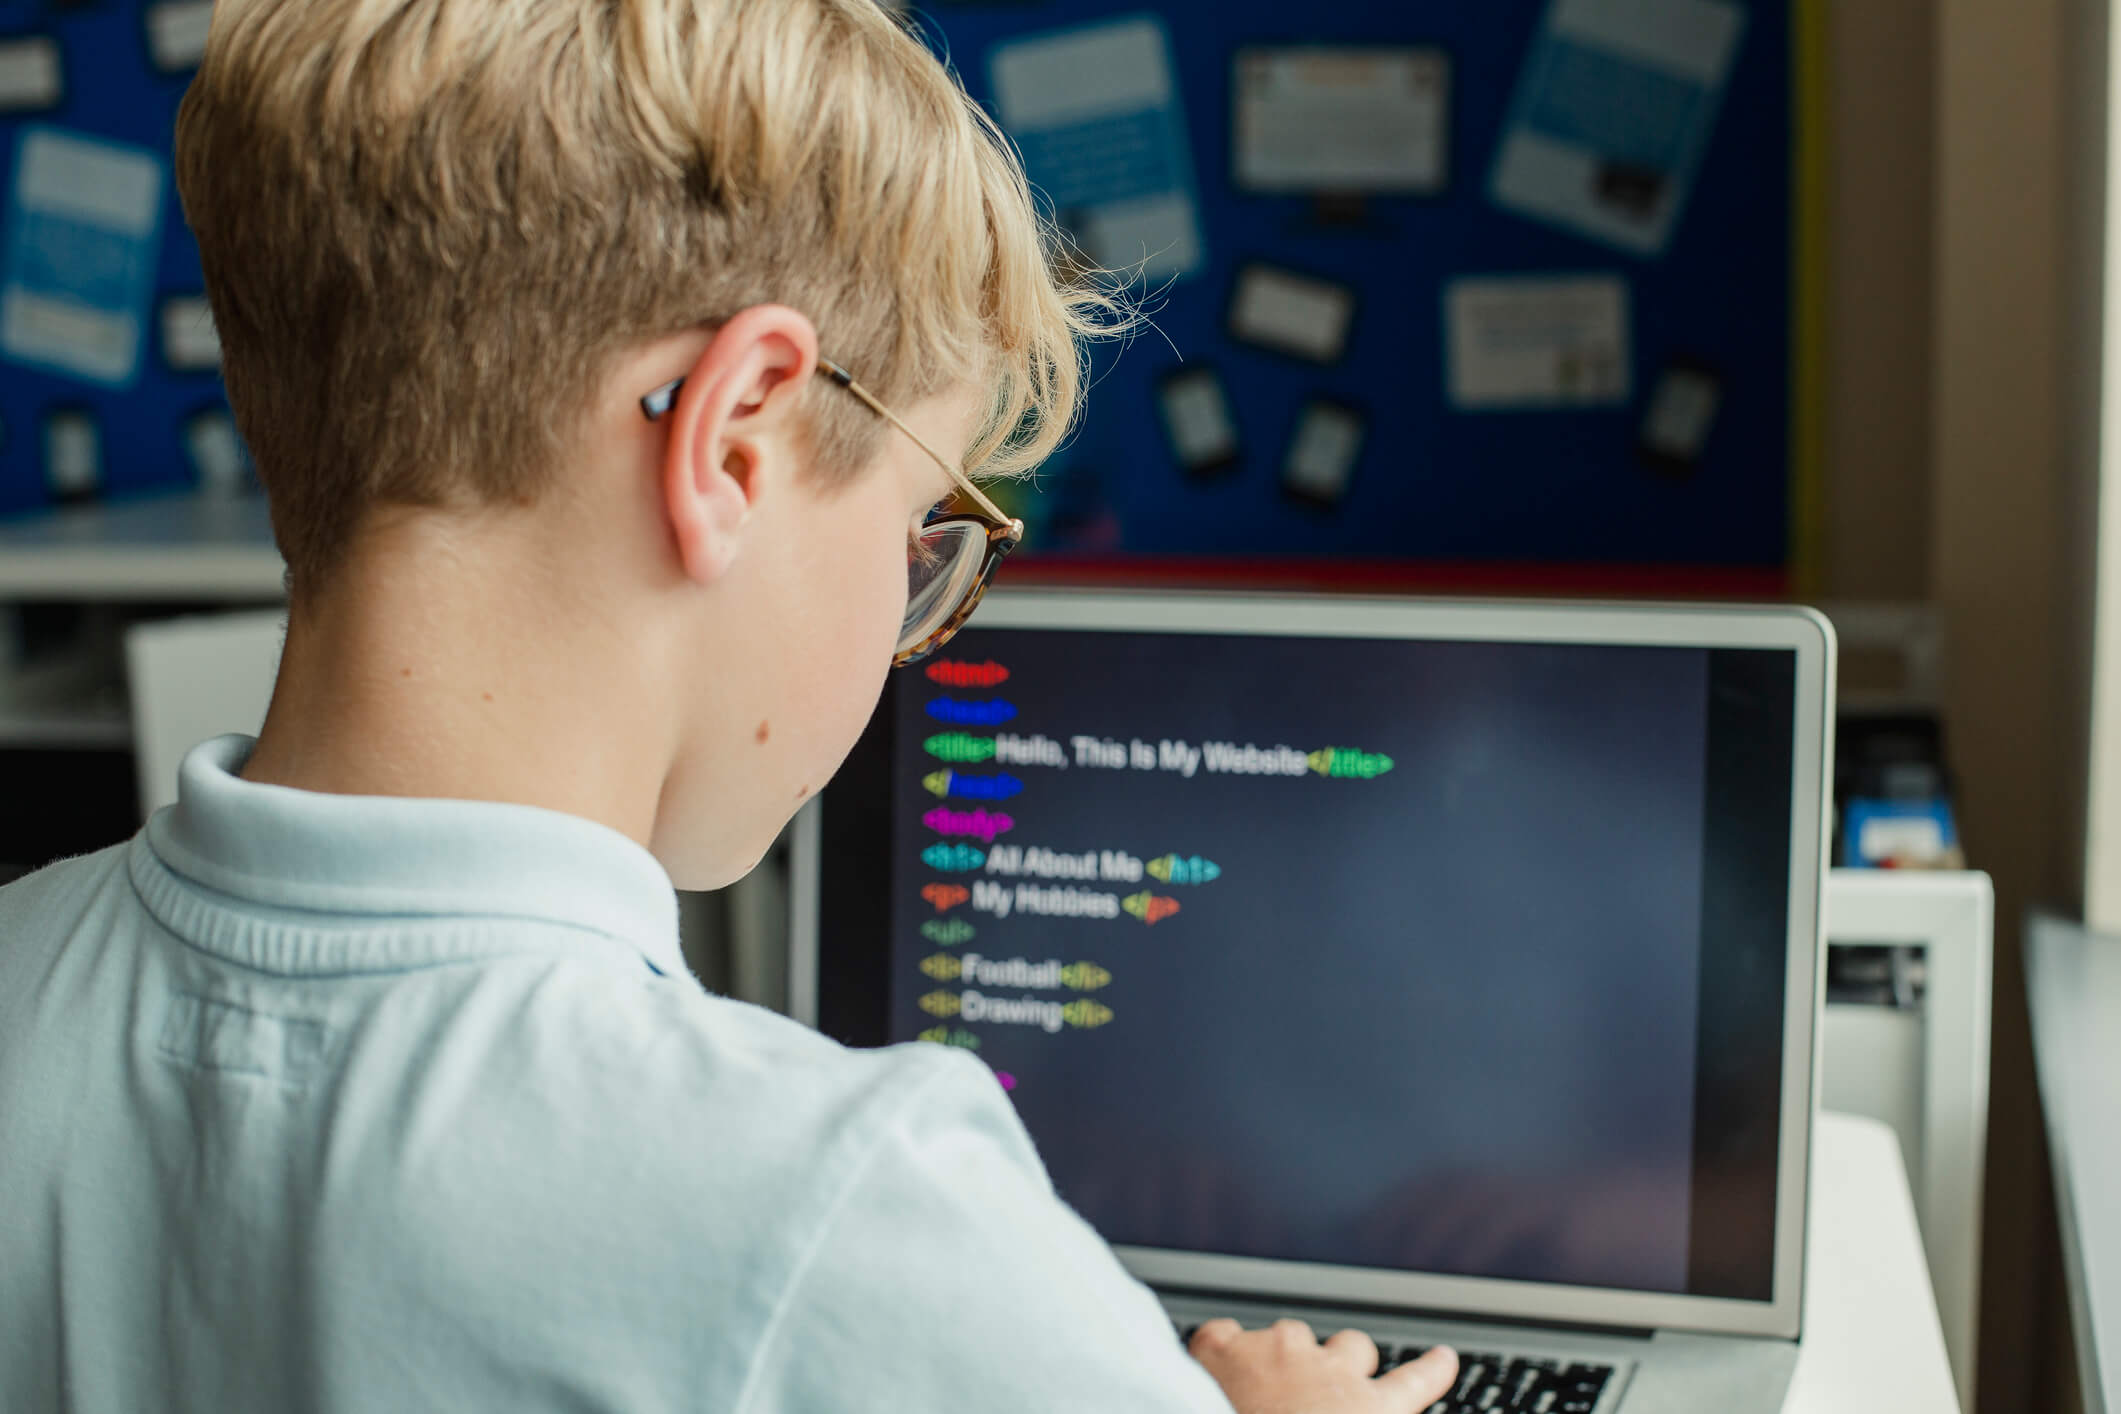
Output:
[
  {"xmin": 1269, "ymin": 1317, "xmax": 1315, "ymax": 1346},
  {"xmin": 1188, "ymin": 1318, "xmax": 1243, "ymax": 1355},
  {"xmin": 1321, "ymin": 1327, "xmax": 1379, "ymax": 1376},
  {"xmin": 1378, "ymin": 1345, "xmax": 1459, "ymax": 1408}
]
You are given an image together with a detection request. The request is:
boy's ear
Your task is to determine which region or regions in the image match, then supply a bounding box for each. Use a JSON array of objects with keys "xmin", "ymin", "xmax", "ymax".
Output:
[{"xmin": 660, "ymin": 305, "xmax": 820, "ymax": 585}]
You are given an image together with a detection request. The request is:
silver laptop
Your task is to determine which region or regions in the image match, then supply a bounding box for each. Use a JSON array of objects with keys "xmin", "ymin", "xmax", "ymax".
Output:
[{"xmin": 792, "ymin": 589, "xmax": 1833, "ymax": 1414}]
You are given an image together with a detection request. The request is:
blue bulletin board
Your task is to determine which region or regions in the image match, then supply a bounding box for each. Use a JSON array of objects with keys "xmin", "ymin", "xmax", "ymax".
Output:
[
  {"xmin": 0, "ymin": 0, "xmax": 1817, "ymax": 592},
  {"xmin": 0, "ymin": 1, "xmax": 222, "ymax": 516},
  {"xmin": 918, "ymin": 0, "xmax": 1817, "ymax": 590}
]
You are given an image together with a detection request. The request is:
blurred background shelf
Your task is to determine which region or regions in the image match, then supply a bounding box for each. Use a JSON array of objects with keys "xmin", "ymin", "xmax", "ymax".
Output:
[{"xmin": 0, "ymin": 492, "xmax": 283, "ymax": 601}]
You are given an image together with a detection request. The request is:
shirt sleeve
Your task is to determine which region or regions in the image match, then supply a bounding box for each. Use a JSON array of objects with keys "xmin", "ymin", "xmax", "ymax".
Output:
[{"xmin": 734, "ymin": 1048, "xmax": 1236, "ymax": 1414}]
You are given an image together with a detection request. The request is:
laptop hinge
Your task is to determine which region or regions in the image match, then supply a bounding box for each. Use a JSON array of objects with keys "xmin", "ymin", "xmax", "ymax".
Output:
[{"xmin": 1154, "ymin": 1285, "xmax": 1659, "ymax": 1343}]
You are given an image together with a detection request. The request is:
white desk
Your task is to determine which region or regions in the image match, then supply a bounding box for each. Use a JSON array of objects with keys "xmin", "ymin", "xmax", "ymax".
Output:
[
  {"xmin": 1820, "ymin": 870, "xmax": 1992, "ymax": 1409},
  {"xmin": 2028, "ymin": 916, "xmax": 2121, "ymax": 1414},
  {"xmin": 1791, "ymin": 1111, "xmax": 1961, "ymax": 1412}
]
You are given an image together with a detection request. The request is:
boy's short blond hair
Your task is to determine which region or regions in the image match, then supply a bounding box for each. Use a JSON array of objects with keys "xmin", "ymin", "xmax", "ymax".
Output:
[{"xmin": 175, "ymin": 0, "xmax": 1111, "ymax": 591}]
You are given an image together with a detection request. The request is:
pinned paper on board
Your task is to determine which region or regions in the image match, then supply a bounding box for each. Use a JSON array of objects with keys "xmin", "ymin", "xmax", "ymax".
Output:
[
  {"xmin": 184, "ymin": 406, "xmax": 251, "ymax": 494},
  {"xmin": 0, "ymin": 128, "xmax": 166, "ymax": 388},
  {"xmin": 1489, "ymin": 0, "xmax": 1744, "ymax": 256},
  {"xmin": 146, "ymin": 1, "xmax": 216, "ymax": 74},
  {"xmin": 43, "ymin": 407, "xmax": 99, "ymax": 500},
  {"xmin": 0, "ymin": 38, "xmax": 61, "ymax": 113},
  {"xmin": 1445, "ymin": 274, "xmax": 1630, "ymax": 410},
  {"xmin": 1157, "ymin": 366, "xmax": 1240, "ymax": 478},
  {"xmin": 1282, "ymin": 400, "xmax": 1365, "ymax": 507},
  {"xmin": 160, "ymin": 295, "xmax": 220, "ymax": 371},
  {"xmin": 1234, "ymin": 48, "xmax": 1449, "ymax": 195},
  {"xmin": 989, "ymin": 15, "xmax": 1204, "ymax": 283},
  {"xmin": 1228, "ymin": 263, "xmax": 1356, "ymax": 364},
  {"xmin": 1639, "ymin": 357, "xmax": 1722, "ymax": 472}
]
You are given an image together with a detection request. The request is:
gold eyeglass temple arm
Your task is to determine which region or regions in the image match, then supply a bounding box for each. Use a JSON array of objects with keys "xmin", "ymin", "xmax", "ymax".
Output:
[{"xmin": 818, "ymin": 359, "xmax": 1016, "ymax": 528}]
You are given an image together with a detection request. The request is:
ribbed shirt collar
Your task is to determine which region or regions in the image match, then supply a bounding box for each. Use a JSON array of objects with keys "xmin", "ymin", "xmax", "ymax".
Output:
[{"xmin": 132, "ymin": 735, "xmax": 683, "ymax": 978}]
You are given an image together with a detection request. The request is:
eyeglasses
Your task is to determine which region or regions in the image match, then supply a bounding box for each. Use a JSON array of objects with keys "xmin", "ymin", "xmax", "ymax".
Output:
[{"xmin": 641, "ymin": 358, "xmax": 1023, "ymax": 666}]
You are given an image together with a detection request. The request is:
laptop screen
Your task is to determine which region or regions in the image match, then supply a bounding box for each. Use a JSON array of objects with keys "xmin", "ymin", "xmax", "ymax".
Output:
[{"xmin": 815, "ymin": 613, "xmax": 1800, "ymax": 1306}]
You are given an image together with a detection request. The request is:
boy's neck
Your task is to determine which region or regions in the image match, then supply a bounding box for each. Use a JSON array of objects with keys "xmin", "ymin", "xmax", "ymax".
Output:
[{"xmin": 240, "ymin": 515, "xmax": 678, "ymax": 851}]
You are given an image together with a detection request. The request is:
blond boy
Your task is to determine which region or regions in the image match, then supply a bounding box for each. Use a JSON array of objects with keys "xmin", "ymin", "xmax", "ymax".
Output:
[{"xmin": 0, "ymin": 3, "xmax": 1458, "ymax": 1409}]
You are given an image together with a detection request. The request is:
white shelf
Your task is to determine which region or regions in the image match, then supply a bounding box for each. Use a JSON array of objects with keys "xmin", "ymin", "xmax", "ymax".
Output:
[{"xmin": 0, "ymin": 491, "xmax": 284, "ymax": 600}]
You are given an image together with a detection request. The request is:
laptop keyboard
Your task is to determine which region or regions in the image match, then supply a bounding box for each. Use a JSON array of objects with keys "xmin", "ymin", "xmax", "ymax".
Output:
[{"xmin": 1175, "ymin": 1325, "xmax": 1616, "ymax": 1413}]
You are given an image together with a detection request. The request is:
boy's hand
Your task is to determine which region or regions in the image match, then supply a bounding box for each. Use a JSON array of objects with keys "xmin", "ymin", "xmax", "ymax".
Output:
[{"xmin": 1188, "ymin": 1318, "xmax": 1459, "ymax": 1414}]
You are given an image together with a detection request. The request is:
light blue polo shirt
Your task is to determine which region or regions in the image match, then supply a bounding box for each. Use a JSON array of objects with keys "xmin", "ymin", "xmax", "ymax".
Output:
[{"xmin": 0, "ymin": 736, "xmax": 1231, "ymax": 1413}]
